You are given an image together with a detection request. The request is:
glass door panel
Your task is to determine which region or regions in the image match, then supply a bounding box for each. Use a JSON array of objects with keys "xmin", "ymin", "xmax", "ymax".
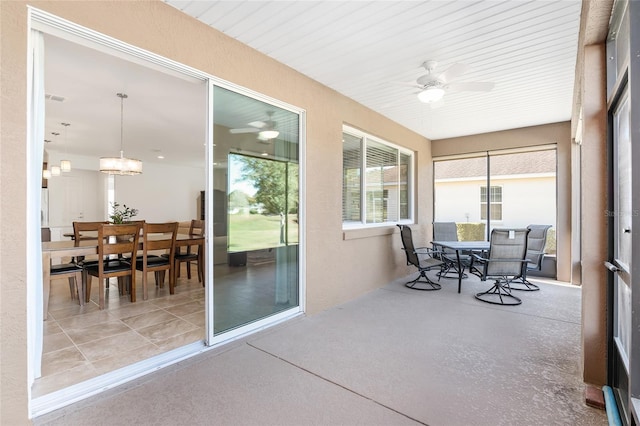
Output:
[
  {"xmin": 213, "ymin": 87, "xmax": 300, "ymax": 334},
  {"xmin": 611, "ymin": 88, "xmax": 631, "ymax": 413}
]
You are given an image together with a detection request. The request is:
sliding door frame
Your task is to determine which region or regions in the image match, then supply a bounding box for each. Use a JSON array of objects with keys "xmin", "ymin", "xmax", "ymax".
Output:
[{"xmin": 28, "ymin": 7, "xmax": 305, "ymax": 417}]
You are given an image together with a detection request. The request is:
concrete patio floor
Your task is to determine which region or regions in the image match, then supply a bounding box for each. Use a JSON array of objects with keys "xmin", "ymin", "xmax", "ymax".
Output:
[{"xmin": 35, "ymin": 273, "xmax": 608, "ymax": 426}]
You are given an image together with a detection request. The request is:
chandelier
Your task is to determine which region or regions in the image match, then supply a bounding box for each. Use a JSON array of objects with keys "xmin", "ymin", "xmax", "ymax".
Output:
[{"xmin": 99, "ymin": 93, "xmax": 142, "ymax": 175}]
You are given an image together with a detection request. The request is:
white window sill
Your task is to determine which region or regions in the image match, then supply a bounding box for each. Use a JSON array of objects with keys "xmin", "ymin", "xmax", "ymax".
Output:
[{"xmin": 342, "ymin": 223, "xmax": 406, "ymax": 240}]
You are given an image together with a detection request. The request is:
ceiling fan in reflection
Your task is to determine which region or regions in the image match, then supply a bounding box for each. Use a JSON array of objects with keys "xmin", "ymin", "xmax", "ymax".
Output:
[{"xmin": 230, "ymin": 111, "xmax": 279, "ymax": 142}]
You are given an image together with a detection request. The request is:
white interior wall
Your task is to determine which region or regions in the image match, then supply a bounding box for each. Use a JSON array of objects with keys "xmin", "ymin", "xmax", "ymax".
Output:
[
  {"xmin": 46, "ymin": 150, "xmax": 205, "ymax": 237},
  {"xmin": 114, "ymin": 161, "xmax": 205, "ymax": 223}
]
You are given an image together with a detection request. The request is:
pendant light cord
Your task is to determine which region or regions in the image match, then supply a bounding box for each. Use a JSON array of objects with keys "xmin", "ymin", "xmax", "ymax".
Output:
[{"xmin": 118, "ymin": 93, "xmax": 128, "ymax": 157}]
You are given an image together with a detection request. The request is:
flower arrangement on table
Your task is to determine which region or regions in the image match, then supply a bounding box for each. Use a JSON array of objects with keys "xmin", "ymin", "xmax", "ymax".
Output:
[{"xmin": 109, "ymin": 202, "xmax": 139, "ymax": 224}]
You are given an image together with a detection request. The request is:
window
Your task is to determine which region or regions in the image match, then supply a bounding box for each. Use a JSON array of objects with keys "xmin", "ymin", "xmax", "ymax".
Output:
[
  {"xmin": 342, "ymin": 126, "xmax": 413, "ymax": 227},
  {"xmin": 480, "ymin": 186, "xmax": 502, "ymax": 221}
]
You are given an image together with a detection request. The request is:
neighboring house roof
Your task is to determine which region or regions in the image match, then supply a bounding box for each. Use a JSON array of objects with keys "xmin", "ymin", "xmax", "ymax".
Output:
[{"xmin": 435, "ymin": 150, "xmax": 556, "ymax": 180}]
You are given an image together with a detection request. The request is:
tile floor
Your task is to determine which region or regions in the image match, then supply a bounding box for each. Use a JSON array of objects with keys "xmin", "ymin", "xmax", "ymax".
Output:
[
  {"xmin": 35, "ymin": 266, "xmax": 206, "ymax": 397},
  {"xmin": 35, "ymin": 249, "xmax": 296, "ymax": 397}
]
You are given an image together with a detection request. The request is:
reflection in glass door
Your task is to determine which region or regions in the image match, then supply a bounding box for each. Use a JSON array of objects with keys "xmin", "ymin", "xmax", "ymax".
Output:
[
  {"xmin": 609, "ymin": 86, "xmax": 632, "ymax": 424},
  {"xmin": 213, "ymin": 87, "xmax": 300, "ymax": 334}
]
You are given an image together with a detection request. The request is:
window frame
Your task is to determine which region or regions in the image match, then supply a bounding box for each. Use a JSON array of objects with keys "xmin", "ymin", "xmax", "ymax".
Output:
[
  {"xmin": 342, "ymin": 125, "xmax": 414, "ymax": 229},
  {"xmin": 480, "ymin": 185, "xmax": 503, "ymax": 222}
]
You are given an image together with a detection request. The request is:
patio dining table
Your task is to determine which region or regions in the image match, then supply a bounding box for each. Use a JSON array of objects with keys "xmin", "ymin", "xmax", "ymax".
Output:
[{"xmin": 431, "ymin": 240, "xmax": 490, "ymax": 293}]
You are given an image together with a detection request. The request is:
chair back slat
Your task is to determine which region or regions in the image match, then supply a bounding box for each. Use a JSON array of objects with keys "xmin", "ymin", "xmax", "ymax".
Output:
[
  {"xmin": 142, "ymin": 222, "xmax": 178, "ymax": 256},
  {"xmin": 433, "ymin": 222, "xmax": 458, "ymax": 242},
  {"xmin": 97, "ymin": 223, "xmax": 141, "ymax": 259},
  {"xmin": 73, "ymin": 221, "xmax": 109, "ymax": 243}
]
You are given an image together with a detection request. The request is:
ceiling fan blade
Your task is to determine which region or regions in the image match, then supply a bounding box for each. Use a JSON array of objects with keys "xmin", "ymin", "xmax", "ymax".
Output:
[
  {"xmin": 438, "ymin": 63, "xmax": 469, "ymax": 83},
  {"xmin": 230, "ymin": 128, "xmax": 259, "ymax": 134},
  {"xmin": 447, "ymin": 81, "xmax": 495, "ymax": 92}
]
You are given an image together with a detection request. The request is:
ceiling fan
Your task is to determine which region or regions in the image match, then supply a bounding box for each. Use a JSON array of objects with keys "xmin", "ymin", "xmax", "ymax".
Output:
[
  {"xmin": 230, "ymin": 111, "xmax": 279, "ymax": 141},
  {"xmin": 409, "ymin": 60, "xmax": 495, "ymax": 105}
]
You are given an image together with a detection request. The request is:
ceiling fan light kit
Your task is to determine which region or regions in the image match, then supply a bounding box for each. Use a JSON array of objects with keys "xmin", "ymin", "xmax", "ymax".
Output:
[
  {"xmin": 412, "ymin": 60, "xmax": 494, "ymax": 105},
  {"xmin": 258, "ymin": 129, "xmax": 279, "ymax": 140},
  {"xmin": 100, "ymin": 92, "xmax": 142, "ymax": 175},
  {"xmin": 418, "ymin": 87, "xmax": 445, "ymax": 103},
  {"xmin": 230, "ymin": 110, "xmax": 279, "ymax": 141}
]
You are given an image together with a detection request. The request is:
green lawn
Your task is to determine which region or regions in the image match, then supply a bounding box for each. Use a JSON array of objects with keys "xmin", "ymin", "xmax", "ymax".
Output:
[{"xmin": 228, "ymin": 213, "xmax": 299, "ymax": 252}]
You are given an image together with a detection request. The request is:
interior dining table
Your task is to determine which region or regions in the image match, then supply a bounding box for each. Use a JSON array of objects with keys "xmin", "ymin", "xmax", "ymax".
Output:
[{"xmin": 41, "ymin": 233, "xmax": 205, "ymax": 319}]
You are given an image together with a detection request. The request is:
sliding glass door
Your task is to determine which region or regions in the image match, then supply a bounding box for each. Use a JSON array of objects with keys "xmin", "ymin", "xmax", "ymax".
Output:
[
  {"xmin": 30, "ymin": 10, "xmax": 303, "ymax": 413},
  {"xmin": 212, "ymin": 86, "xmax": 300, "ymax": 334}
]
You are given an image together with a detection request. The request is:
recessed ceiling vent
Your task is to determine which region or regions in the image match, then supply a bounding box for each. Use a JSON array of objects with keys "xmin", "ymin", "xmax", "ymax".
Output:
[{"xmin": 45, "ymin": 93, "xmax": 65, "ymax": 102}]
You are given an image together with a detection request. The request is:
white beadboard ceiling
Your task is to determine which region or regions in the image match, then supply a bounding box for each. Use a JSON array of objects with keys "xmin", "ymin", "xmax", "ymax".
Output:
[
  {"xmin": 165, "ymin": 0, "xmax": 583, "ymax": 140},
  {"xmin": 42, "ymin": 1, "xmax": 584, "ymax": 170}
]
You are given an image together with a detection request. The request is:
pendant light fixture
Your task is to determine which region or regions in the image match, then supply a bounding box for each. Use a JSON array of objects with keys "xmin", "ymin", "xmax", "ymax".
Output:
[
  {"xmin": 46, "ymin": 131, "xmax": 61, "ymax": 178},
  {"xmin": 60, "ymin": 122, "xmax": 72, "ymax": 172},
  {"xmin": 99, "ymin": 92, "xmax": 142, "ymax": 175}
]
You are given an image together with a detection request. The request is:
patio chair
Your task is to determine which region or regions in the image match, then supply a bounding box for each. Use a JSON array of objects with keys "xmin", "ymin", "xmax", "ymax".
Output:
[
  {"xmin": 397, "ymin": 224, "xmax": 445, "ymax": 290},
  {"xmin": 510, "ymin": 224, "xmax": 553, "ymax": 291},
  {"xmin": 471, "ymin": 228, "xmax": 530, "ymax": 305},
  {"xmin": 432, "ymin": 222, "xmax": 471, "ymax": 279}
]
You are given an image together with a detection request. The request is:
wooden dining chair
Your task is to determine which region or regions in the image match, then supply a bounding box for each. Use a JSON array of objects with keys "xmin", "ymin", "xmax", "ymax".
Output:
[
  {"xmin": 135, "ymin": 222, "xmax": 178, "ymax": 300},
  {"xmin": 83, "ymin": 223, "xmax": 141, "ymax": 309},
  {"xmin": 170, "ymin": 219, "xmax": 204, "ymax": 284},
  {"xmin": 49, "ymin": 262, "xmax": 85, "ymax": 306}
]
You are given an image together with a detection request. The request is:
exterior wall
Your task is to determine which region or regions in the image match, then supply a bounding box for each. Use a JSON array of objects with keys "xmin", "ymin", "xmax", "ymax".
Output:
[
  {"xmin": 431, "ymin": 122, "xmax": 571, "ymax": 282},
  {"xmin": 0, "ymin": 1, "xmax": 431, "ymax": 423},
  {"xmin": 580, "ymin": 44, "xmax": 608, "ymax": 386}
]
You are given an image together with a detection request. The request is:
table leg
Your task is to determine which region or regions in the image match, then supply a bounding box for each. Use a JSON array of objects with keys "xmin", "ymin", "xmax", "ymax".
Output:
[
  {"xmin": 199, "ymin": 241, "xmax": 205, "ymax": 287},
  {"xmin": 456, "ymin": 250, "xmax": 463, "ymax": 293}
]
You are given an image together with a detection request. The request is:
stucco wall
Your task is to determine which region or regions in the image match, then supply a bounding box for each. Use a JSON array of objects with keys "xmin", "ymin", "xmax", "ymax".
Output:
[
  {"xmin": 1, "ymin": 1, "xmax": 432, "ymax": 422},
  {"xmin": 580, "ymin": 44, "xmax": 607, "ymax": 387}
]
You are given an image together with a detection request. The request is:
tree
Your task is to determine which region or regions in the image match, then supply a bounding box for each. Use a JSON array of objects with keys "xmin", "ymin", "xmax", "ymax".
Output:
[
  {"xmin": 228, "ymin": 190, "xmax": 251, "ymax": 211},
  {"xmin": 236, "ymin": 156, "xmax": 298, "ymax": 216}
]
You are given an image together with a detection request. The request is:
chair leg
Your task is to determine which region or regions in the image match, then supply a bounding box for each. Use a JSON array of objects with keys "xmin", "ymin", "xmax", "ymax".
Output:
[
  {"xmin": 475, "ymin": 279, "xmax": 522, "ymax": 305},
  {"xmin": 508, "ymin": 270, "xmax": 540, "ymax": 291},
  {"xmin": 67, "ymin": 277, "xmax": 77, "ymax": 300},
  {"xmin": 168, "ymin": 267, "xmax": 176, "ymax": 295},
  {"xmin": 155, "ymin": 270, "xmax": 165, "ymax": 288},
  {"xmin": 85, "ymin": 273, "xmax": 92, "ymax": 303},
  {"xmin": 405, "ymin": 270, "xmax": 441, "ymax": 291},
  {"xmin": 74, "ymin": 271, "xmax": 85, "ymax": 306},
  {"xmin": 129, "ymin": 274, "xmax": 136, "ymax": 303},
  {"xmin": 99, "ymin": 278, "xmax": 106, "ymax": 310},
  {"xmin": 186, "ymin": 261, "xmax": 192, "ymax": 279}
]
